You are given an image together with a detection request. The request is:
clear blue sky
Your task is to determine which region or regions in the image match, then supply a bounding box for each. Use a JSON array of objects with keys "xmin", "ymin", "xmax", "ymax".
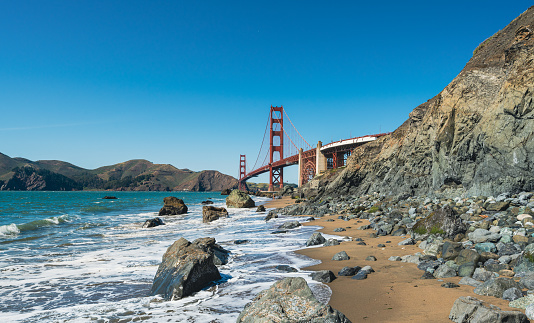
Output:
[{"xmin": 0, "ymin": 1, "xmax": 531, "ymax": 184}]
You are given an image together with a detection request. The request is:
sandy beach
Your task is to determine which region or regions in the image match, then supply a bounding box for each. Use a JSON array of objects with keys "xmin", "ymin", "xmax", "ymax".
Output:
[
  {"xmin": 263, "ymin": 196, "xmax": 295, "ymax": 209},
  {"xmin": 295, "ymin": 215, "xmax": 523, "ymax": 322}
]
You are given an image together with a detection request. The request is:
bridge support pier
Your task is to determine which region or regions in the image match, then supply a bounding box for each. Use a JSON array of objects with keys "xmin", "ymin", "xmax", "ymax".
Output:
[
  {"xmin": 298, "ymin": 148, "xmax": 303, "ymax": 187},
  {"xmin": 316, "ymin": 141, "xmax": 327, "ymax": 175}
]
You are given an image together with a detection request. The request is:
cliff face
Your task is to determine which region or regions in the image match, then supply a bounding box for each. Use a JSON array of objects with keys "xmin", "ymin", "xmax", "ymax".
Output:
[
  {"xmin": 319, "ymin": 7, "xmax": 534, "ymax": 198},
  {"xmin": 175, "ymin": 170, "xmax": 238, "ymax": 191}
]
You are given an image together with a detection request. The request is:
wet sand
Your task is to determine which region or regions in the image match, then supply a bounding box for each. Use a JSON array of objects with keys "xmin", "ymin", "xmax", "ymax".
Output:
[{"xmin": 296, "ymin": 215, "xmax": 524, "ymax": 322}]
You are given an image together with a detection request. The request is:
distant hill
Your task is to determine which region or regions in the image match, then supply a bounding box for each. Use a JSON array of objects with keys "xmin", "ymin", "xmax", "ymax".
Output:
[{"xmin": 0, "ymin": 152, "xmax": 238, "ymax": 191}]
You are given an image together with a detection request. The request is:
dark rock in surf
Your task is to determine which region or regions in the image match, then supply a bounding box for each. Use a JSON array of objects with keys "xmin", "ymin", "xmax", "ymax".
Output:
[
  {"xmin": 202, "ymin": 206, "xmax": 228, "ymax": 223},
  {"xmin": 142, "ymin": 217, "xmax": 165, "ymax": 228},
  {"xmin": 158, "ymin": 196, "xmax": 188, "ymax": 216},
  {"xmin": 150, "ymin": 237, "xmax": 222, "ymax": 301}
]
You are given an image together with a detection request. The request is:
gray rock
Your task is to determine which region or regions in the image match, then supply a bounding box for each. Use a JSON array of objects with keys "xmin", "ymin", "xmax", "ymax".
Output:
[
  {"xmin": 412, "ymin": 205, "xmax": 466, "ymax": 239},
  {"xmin": 324, "ymin": 239, "xmax": 340, "ymax": 246},
  {"xmin": 456, "ymin": 249, "xmax": 481, "ymax": 266},
  {"xmin": 388, "ymin": 256, "xmax": 402, "ymax": 261},
  {"xmin": 333, "ymin": 227, "xmax": 346, "ymax": 232},
  {"xmin": 202, "ymin": 206, "xmax": 228, "ymax": 223},
  {"xmin": 150, "ymin": 237, "xmax": 222, "ymax": 300},
  {"xmin": 449, "ymin": 296, "xmax": 528, "ymax": 323},
  {"xmin": 526, "ymin": 303, "xmax": 534, "ymax": 320},
  {"xmin": 278, "ymin": 220, "xmax": 301, "ymax": 230},
  {"xmin": 520, "ymin": 273, "xmax": 534, "ymax": 290},
  {"xmin": 338, "ymin": 266, "xmax": 360, "ymax": 276},
  {"xmin": 366, "ymin": 255, "xmax": 377, "ymax": 261},
  {"xmin": 226, "ymin": 190, "xmax": 255, "ymax": 208},
  {"xmin": 256, "ymin": 205, "xmax": 266, "ymax": 212},
  {"xmin": 459, "ymin": 277, "xmax": 483, "ymax": 287},
  {"xmin": 310, "ymin": 270, "xmax": 336, "ymax": 283},
  {"xmin": 442, "ymin": 282, "xmax": 460, "ymax": 288},
  {"xmin": 306, "ymin": 232, "xmax": 326, "ymax": 247},
  {"xmin": 473, "ymin": 268, "xmax": 498, "ymax": 282},
  {"xmin": 474, "ymin": 277, "xmax": 523, "ymax": 298},
  {"xmin": 275, "ymin": 265, "xmax": 298, "ymax": 272},
  {"xmin": 398, "ymin": 238, "xmax": 416, "ymax": 246},
  {"xmin": 434, "ymin": 264, "xmax": 457, "ymax": 278},
  {"xmin": 236, "ymin": 277, "xmax": 351, "ymax": 323},
  {"xmin": 475, "ymin": 242, "xmax": 497, "ymax": 254},
  {"xmin": 503, "ymin": 288, "xmax": 524, "ymax": 301},
  {"xmin": 458, "ymin": 262, "xmax": 476, "ymax": 277},
  {"xmin": 332, "ymin": 251, "xmax": 350, "ymax": 261},
  {"xmin": 469, "ymin": 229, "xmax": 502, "ymax": 243},
  {"xmin": 510, "ymin": 295, "xmax": 534, "ymax": 309},
  {"xmin": 441, "ymin": 241, "xmax": 463, "ymax": 260}
]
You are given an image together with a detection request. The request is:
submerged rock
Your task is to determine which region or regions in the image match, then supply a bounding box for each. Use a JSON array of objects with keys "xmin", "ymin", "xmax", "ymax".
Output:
[
  {"xmin": 142, "ymin": 217, "xmax": 165, "ymax": 228},
  {"xmin": 150, "ymin": 237, "xmax": 222, "ymax": 301},
  {"xmin": 236, "ymin": 277, "xmax": 351, "ymax": 323},
  {"xmin": 226, "ymin": 190, "xmax": 255, "ymax": 208},
  {"xmin": 158, "ymin": 196, "xmax": 188, "ymax": 216}
]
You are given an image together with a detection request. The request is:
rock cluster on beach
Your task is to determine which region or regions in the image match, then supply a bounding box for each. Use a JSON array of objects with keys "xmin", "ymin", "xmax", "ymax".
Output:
[
  {"xmin": 150, "ymin": 237, "xmax": 229, "ymax": 301},
  {"xmin": 274, "ymin": 189, "xmax": 534, "ymax": 320}
]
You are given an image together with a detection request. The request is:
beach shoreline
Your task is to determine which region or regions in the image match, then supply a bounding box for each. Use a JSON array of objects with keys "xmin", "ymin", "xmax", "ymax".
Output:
[{"xmin": 295, "ymin": 214, "xmax": 522, "ymax": 322}]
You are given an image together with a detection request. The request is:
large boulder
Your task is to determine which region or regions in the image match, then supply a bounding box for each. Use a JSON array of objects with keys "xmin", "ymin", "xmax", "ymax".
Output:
[
  {"xmin": 449, "ymin": 296, "xmax": 528, "ymax": 323},
  {"xmin": 306, "ymin": 232, "xmax": 326, "ymax": 246},
  {"xmin": 191, "ymin": 237, "xmax": 230, "ymax": 266},
  {"xmin": 473, "ymin": 277, "xmax": 523, "ymax": 298},
  {"xmin": 202, "ymin": 206, "xmax": 228, "ymax": 223},
  {"xmin": 236, "ymin": 277, "xmax": 351, "ymax": 323},
  {"xmin": 221, "ymin": 189, "xmax": 231, "ymax": 195},
  {"xmin": 150, "ymin": 237, "xmax": 222, "ymax": 301},
  {"xmin": 411, "ymin": 205, "xmax": 466, "ymax": 239},
  {"xmin": 226, "ymin": 190, "xmax": 255, "ymax": 208},
  {"xmin": 158, "ymin": 196, "xmax": 188, "ymax": 216}
]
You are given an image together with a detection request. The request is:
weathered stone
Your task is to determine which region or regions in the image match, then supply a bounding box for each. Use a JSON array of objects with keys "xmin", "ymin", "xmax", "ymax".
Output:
[
  {"xmin": 475, "ymin": 242, "xmax": 497, "ymax": 254},
  {"xmin": 459, "ymin": 276, "xmax": 482, "ymax": 287},
  {"xmin": 201, "ymin": 200, "xmax": 214, "ymax": 205},
  {"xmin": 434, "ymin": 264, "xmax": 457, "ymax": 278},
  {"xmin": 278, "ymin": 220, "xmax": 301, "ymax": 230},
  {"xmin": 310, "ymin": 270, "xmax": 336, "ymax": 283},
  {"xmin": 449, "ymin": 296, "xmax": 528, "ymax": 323},
  {"xmin": 398, "ymin": 238, "xmax": 416, "ymax": 246},
  {"xmin": 503, "ymin": 288, "xmax": 524, "ymax": 301},
  {"xmin": 332, "ymin": 251, "xmax": 350, "ymax": 261},
  {"xmin": 412, "ymin": 205, "xmax": 466, "ymax": 239},
  {"xmin": 339, "ymin": 266, "xmax": 360, "ymax": 276},
  {"xmin": 484, "ymin": 201, "xmax": 511, "ymax": 212},
  {"xmin": 468, "ymin": 229, "xmax": 501, "ymax": 243},
  {"xmin": 474, "ymin": 277, "xmax": 523, "ymax": 298},
  {"xmin": 275, "ymin": 265, "xmax": 298, "ymax": 272},
  {"xmin": 150, "ymin": 237, "xmax": 222, "ymax": 300},
  {"xmin": 458, "ymin": 262, "xmax": 476, "ymax": 277},
  {"xmin": 202, "ymin": 206, "xmax": 228, "ymax": 223},
  {"xmin": 158, "ymin": 197, "xmax": 188, "ymax": 216},
  {"xmin": 473, "ymin": 268, "xmax": 497, "ymax": 282},
  {"xmin": 442, "ymin": 282, "xmax": 460, "ymax": 288},
  {"xmin": 324, "ymin": 238, "xmax": 340, "ymax": 246},
  {"xmin": 236, "ymin": 277, "xmax": 351, "ymax": 323},
  {"xmin": 226, "ymin": 190, "xmax": 255, "ymax": 208},
  {"xmin": 334, "ymin": 227, "xmax": 346, "ymax": 232},
  {"xmin": 519, "ymin": 273, "xmax": 534, "ymax": 289},
  {"xmin": 442, "ymin": 241, "xmax": 463, "ymax": 260},
  {"xmin": 456, "ymin": 249, "xmax": 481, "ymax": 266},
  {"xmin": 142, "ymin": 217, "xmax": 165, "ymax": 228},
  {"xmin": 306, "ymin": 232, "xmax": 326, "ymax": 247},
  {"xmin": 256, "ymin": 205, "xmax": 266, "ymax": 212}
]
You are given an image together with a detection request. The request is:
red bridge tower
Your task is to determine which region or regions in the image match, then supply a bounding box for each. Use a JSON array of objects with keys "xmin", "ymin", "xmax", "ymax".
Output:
[{"xmin": 269, "ymin": 105, "xmax": 284, "ymax": 191}]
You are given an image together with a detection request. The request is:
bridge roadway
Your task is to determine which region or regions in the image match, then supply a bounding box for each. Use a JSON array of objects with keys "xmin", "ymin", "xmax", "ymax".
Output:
[{"xmin": 240, "ymin": 132, "xmax": 390, "ymax": 186}]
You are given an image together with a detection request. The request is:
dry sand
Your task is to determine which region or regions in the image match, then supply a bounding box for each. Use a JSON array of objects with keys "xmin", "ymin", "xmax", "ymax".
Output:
[
  {"xmin": 295, "ymin": 215, "xmax": 526, "ymax": 322},
  {"xmin": 263, "ymin": 196, "xmax": 294, "ymax": 209}
]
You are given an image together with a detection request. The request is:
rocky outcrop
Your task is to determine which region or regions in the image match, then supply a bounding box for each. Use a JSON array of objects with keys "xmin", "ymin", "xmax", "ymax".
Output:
[
  {"xmin": 202, "ymin": 206, "xmax": 228, "ymax": 223},
  {"xmin": 236, "ymin": 277, "xmax": 351, "ymax": 323},
  {"xmin": 226, "ymin": 190, "xmax": 255, "ymax": 208},
  {"xmin": 150, "ymin": 237, "xmax": 222, "ymax": 301},
  {"xmin": 449, "ymin": 296, "xmax": 528, "ymax": 323},
  {"xmin": 310, "ymin": 7, "xmax": 534, "ymax": 199},
  {"xmin": 158, "ymin": 197, "xmax": 188, "ymax": 215},
  {"xmin": 412, "ymin": 205, "xmax": 466, "ymax": 239}
]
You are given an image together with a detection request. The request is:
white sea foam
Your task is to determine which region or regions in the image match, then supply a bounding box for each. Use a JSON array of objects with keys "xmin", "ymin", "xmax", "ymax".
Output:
[{"xmin": 0, "ymin": 223, "xmax": 20, "ymax": 236}]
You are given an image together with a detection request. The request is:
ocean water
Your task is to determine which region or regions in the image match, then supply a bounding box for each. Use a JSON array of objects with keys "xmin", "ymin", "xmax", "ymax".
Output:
[{"xmin": 0, "ymin": 191, "xmax": 339, "ymax": 322}]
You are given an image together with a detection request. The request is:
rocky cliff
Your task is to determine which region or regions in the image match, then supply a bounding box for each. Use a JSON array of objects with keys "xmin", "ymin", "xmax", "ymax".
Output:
[{"xmin": 314, "ymin": 6, "xmax": 534, "ymax": 199}]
